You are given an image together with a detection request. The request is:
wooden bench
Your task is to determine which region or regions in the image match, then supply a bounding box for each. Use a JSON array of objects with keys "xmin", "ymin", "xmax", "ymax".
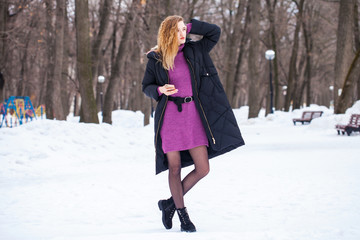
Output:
[
  {"xmin": 293, "ymin": 111, "xmax": 323, "ymax": 125},
  {"xmin": 335, "ymin": 114, "xmax": 360, "ymax": 136}
]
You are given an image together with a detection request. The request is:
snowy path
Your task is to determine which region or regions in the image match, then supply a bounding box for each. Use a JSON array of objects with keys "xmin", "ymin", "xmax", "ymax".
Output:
[{"xmin": 1, "ymin": 107, "xmax": 360, "ymax": 240}]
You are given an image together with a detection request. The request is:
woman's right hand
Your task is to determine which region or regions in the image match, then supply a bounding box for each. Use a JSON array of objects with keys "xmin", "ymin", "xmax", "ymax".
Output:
[{"xmin": 159, "ymin": 84, "xmax": 178, "ymax": 96}]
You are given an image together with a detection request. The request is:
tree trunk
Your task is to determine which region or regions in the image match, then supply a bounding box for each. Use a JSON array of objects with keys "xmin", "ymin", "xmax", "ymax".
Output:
[
  {"xmin": 75, "ymin": 0, "xmax": 99, "ymax": 123},
  {"xmin": 232, "ymin": 1, "xmax": 250, "ymax": 108},
  {"xmin": 74, "ymin": 92, "xmax": 81, "ymax": 116},
  {"xmin": 61, "ymin": 1, "xmax": 71, "ymax": 118},
  {"xmin": 38, "ymin": 56, "xmax": 47, "ymax": 107},
  {"xmin": 293, "ymin": 53, "xmax": 307, "ymax": 109},
  {"xmin": 358, "ymin": 69, "xmax": 360, "ymax": 101},
  {"xmin": 0, "ymin": 1, "xmax": 7, "ymax": 66},
  {"xmin": 269, "ymin": 0, "xmax": 282, "ymax": 110},
  {"xmin": 18, "ymin": 36, "xmax": 30, "ymax": 96},
  {"xmin": 44, "ymin": 0, "xmax": 56, "ymax": 119},
  {"xmin": 284, "ymin": 0, "xmax": 304, "ymax": 111},
  {"xmin": 354, "ymin": 0, "xmax": 360, "ymax": 51},
  {"xmin": 334, "ymin": 0, "xmax": 355, "ymax": 113},
  {"xmin": 93, "ymin": 0, "xmax": 112, "ymax": 112},
  {"xmin": 0, "ymin": 1, "xmax": 7, "ymax": 102},
  {"xmin": 302, "ymin": 6, "xmax": 313, "ymax": 107},
  {"xmin": 131, "ymin": 9, "xmax": 143, "ymax": 113},
  {"xmin": 247, "ymin": 0, "xmax": 261, "ymax": 118},
  {"xmin": 102, "ymin": 0, "xmax": 136, "ymax": 124},
  {"xmin": 354, "ymin": 0, "xmax": 360, "ymax": 100},
  {"xmin": 52, "ymin": 0, "xmax": 65, "ymax": 120},
  {"xmin": 224, "ymin": 0, "xmax": 246, "ymax": 106},
  {"xmin": 336, "ymin": 49, "xmax": 360, "ymax": 113},
  {"xmin": 44, "ymin": 0, "xmax": 66, "ymax": 120},
  {"xmin": 265, "ymin": 0, "xmax": 280, "ymax": 112},
  {"xmin": 92, "ymin": 0, "xmax": 112, "ymax": 84}
]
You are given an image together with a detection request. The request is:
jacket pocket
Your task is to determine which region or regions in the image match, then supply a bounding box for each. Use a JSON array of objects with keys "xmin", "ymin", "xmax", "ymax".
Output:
[{"xmin": 200, "ymin": 68, "xmax": 224, "ymax": 93}]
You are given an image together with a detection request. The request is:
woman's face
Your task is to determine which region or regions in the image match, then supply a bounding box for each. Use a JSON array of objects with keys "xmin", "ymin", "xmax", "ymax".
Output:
[{"xmin": 177, "ymin": 21, "xmax": 187, "ymax": 45}]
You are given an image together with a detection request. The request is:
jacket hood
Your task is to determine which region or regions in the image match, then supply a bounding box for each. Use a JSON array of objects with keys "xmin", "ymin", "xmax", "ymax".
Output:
[{"xmin": 146, "ymin": 51, "xmax": 160, "ymax": 60}]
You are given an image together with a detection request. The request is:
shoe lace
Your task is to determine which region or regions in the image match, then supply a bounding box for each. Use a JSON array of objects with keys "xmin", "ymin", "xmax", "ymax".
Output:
[
  {"xmin": 179, "ymin": 208, "xmax": 191, "ymax": 224},
  {"xmin": 169, "ymin": 207, "xmax": 176, "ymax": 219}
]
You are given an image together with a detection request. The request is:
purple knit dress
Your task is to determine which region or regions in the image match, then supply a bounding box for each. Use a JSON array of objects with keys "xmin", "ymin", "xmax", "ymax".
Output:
[{"xmin": 159, "ymin": 44, "xmax": 208, "ymax": 153}]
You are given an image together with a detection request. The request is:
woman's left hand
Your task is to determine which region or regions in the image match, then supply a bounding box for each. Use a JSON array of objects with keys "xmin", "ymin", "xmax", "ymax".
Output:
[{"xmin": 159, "ymin": 84, "xmax": 178, "ymax": 96}]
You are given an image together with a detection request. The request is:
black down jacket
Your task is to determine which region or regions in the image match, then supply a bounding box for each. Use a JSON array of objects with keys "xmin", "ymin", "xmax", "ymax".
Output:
[{"xmin": 142, "ymin": 19, "xmax": 245, "ymax": 174}]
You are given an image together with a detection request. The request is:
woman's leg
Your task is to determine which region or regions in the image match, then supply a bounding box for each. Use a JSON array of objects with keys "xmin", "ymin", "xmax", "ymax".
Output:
[
  {"xmin": 163, "ymin": 146, "xmax": 208, "ymax": 232},
  {"xmin": 166, "ymin": 145, "xmax": 209, "ymax": 207},
  {"xmin": 182, "ymin": 145, "xmax": 209, "ymax": 195},
  {"xmin": 167, "ymin": 151, "xmax": 185, "ymax": 208}
]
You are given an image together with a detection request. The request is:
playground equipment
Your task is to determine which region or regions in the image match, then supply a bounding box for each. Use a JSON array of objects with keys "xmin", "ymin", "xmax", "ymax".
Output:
[
  {"xmin": 35, "ymin": 104, "xmax": 46, "ymax": 119},
  {"xmin": 0, "ymin": 96, "xmax": 44, "ymax": 128}
]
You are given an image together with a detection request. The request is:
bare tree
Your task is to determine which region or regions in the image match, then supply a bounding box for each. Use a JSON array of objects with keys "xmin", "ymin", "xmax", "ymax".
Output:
[
  {"xmin": 75, "ymin": 0, "xmax": 99, "ymax": 123},
  {"xmin": 0, "ymin": 1, "xmax": 6, "ymax": 68},
  {"xmin": 265, "ymin": 0, "xmax": 281, "ymax": 112},
  {"xmin": 102, "ymin": 0, "xmax": 137, "ymax": 124},
  {"xmin": 92, "ymin": 0, "xmax": 112, "ymax": 112},
  {"xmin": 61, "ymin": 0, "xmax": 71, "ymax": 118},
  {"xmin": 354, "ymin": 0, "xmax": 360, "ymax": 100},
  {"xmin": 232, "ymin": 1, "xmax": 250, "ymax": 108},
  {"xmin": 44, "ymin": 0, "xmax": 56, "ymax": 119},
  {"xmin": 302, "ymin": 0, "xmax": 318, "ymax": 107},
  {"xmin": 92, "ymin": 0, "xmax": 112, "ymax": 83},
  {"xmin": 223, "ymin": 0, "xmax": 247, "ymax": 106},
  {"xmin": 52, "ymin": 0, "xmax": 66, "ymax": 120},
  {"xmin": 247, "ymin": 0, "xmax": 262, "ymax": 118},
  {"xmin": 336, "ymin": 49, "xmax": 360, "ymax": 112},
  {"xmin": 0, "ymin": 1, "xmax": 7, "ymax": 102},
  {"xmin": 333, "ymin": 0, "xmax": 355, "ymax": 113},
  {"xmin": 284, "ymin": 0, "xmax": 305, "ymax": 111}
]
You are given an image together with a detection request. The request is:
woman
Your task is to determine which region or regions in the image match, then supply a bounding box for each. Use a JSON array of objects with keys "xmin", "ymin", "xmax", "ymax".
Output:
[{"xmin": 142, "ymin": 16, "xmax": 245, "ymax": 232}]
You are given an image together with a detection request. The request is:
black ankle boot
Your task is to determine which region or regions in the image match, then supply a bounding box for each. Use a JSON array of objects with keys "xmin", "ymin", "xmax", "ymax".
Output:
[
  {"xmin": 158, "ymin": 197, "xmax": 176, "ymax": 229},
  {"xmin": 177, "ymin": 207, "xmax": 196, "ymax": 232}
]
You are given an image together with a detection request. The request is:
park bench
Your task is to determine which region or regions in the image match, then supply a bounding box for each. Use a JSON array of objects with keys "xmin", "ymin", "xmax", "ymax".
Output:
[
  {"xmin": 292, "ymin": 111, "xmax": 323, "ymax": 125},
  {"xmin": 335, "ymin": 114, "xmax": 360, "ymax": 136}
]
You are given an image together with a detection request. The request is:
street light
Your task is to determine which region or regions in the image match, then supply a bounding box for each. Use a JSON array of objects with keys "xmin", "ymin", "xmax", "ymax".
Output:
[
  {"xmin": 97, "ymin": 75, "xmax": 105, "ymax": 117},
  {"xmin": 329, "ymin": 85, "xmax": 334, "ymax": 108},
  {"xmin": 265, "ymin": 50, "xmax": 275, "ymax": 114}
]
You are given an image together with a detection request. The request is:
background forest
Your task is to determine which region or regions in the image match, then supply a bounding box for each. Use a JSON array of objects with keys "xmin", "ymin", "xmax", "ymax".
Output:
[{"xmin": 0, "ymin": 0, "xmax": 359, "ymax": 125}]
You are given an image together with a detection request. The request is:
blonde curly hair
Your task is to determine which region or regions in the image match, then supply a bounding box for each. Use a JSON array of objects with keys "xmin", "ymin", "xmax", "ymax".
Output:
[{"xmin": 156, "ymin": 15, "xmax": 184, "ymax": 70}]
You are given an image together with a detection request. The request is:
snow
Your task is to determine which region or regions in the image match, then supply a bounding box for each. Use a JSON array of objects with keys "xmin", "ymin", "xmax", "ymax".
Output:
[{"xmin": 1, "ymin": 101, "xmax": 360, "ymax": 240}]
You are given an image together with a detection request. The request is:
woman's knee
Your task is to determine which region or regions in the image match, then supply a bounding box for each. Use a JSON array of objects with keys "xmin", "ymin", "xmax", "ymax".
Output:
[
  {"xmin": 168, "ymin": 164, "xmax": 181, "ymax": 176},
  {"xmin": 196, "ymin": 164, "xmax": 210, "ymax": 178},
  {"xmin": 167, "ymin": 151, "xmax": 181, "ymax": 176}
]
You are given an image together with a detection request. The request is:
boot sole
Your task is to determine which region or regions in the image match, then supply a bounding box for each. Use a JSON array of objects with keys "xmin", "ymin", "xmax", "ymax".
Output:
[{"xmin": 181, "ymin": 227, "xmax": 197, "ymax": 233}]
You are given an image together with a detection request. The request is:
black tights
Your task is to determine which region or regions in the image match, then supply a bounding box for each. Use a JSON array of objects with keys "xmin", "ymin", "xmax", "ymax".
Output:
[{"xmin": 166, "ymin": 145, "xmax": 209, "ymax": 209}]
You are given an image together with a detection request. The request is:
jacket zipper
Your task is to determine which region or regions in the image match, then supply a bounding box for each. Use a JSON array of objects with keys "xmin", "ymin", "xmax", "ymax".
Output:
[
  {"xmin": 155, "ymin": 71, "xmax": 169, "ymax": 150},
  {"xmin": 186, "ymin": 58, "xmax": 216, "ymax": 145}
]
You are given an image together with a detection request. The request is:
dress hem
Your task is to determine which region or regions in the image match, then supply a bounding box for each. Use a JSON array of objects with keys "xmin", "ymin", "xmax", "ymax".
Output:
[{"xmin": 163, "ymin": 143, "xmax": 209, "ymax": 154}]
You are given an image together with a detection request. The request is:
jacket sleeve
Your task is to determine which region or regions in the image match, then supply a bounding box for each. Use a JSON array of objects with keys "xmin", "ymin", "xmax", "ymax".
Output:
[
  {"xmin": 189, "ymin": 19, "xmax": 221, "ymax": 53},
  {"xmin": 142, "ymin": 57, "xmax": 161, "ymax": 102}
]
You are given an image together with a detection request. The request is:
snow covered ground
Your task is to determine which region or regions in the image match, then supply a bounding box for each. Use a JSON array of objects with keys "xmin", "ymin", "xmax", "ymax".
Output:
[{"xmin": 1, "ymin": 102, "xmax": 360, "ymax": 240}]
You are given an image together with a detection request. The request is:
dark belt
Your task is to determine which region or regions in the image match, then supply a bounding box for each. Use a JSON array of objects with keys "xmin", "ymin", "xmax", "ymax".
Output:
[{"xmin": 168, "ymin": 96, "xmax": 193, "ymax": 112}]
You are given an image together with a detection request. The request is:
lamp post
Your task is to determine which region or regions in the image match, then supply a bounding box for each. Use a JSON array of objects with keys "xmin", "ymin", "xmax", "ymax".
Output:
[
  {"xmin": 265, "ymin": 50, "xmax": 275, "ymax": 114},
  {"xmin": 97, "ymin": 75, "xmax": 105, "ymax": 117},
  {"xmin": 329, "ymin": 85, "xmax": 334, "ymax": 109}
]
